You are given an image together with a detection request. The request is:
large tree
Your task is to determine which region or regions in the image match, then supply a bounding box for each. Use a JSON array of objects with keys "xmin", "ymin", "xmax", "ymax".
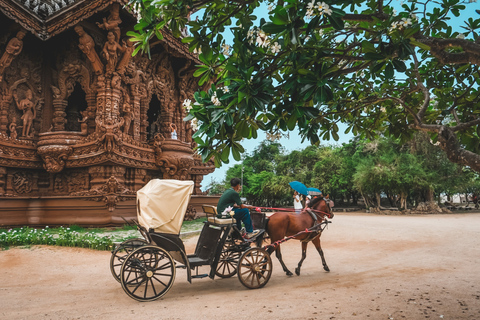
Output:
[{"xmin": 129, "ymin": 0, "xmax": 480, "ymax": 169}]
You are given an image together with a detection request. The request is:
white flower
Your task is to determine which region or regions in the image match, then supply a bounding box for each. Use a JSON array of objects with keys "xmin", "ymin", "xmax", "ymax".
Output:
[
  {"xmin": 256, "ymin": 30, "xmax": 268, "ymax": 47},
  {"xmin": 305, "ymin": 36, "xmax": 311, "ymax": 42},
  {"xmin": 222, "ymin": 86, "xmax": 230, "ymax": 93},
  {"xmin": 268, "ymin": 4, "xmax": 274, "ymax": 11},
  {"xmin": 211, "ymin": 92, "xmax": 221, "ymax": 106},
  {"xmin": 400, "ymin": 17, "xmax": 412, "ymax": 27},
  {"xmin": 270, "ymin": 41, "xmax": 281, "ymax": 54},
  {"xmin": 307, "ymin": 1, "xmax": 315, "ymax": 10},
  {"xmin": 183, "ymin": 99, "xmax": 192, "ymax": 111},
  {"xmin": 380, "ymin": 106, "xmax": 386, "ymax": 113},
  {"xmin": 221, "ymin": 43, "xmax": 231, "ymax": 55},
  {"xmin": 456, "ymin": 33, "xmax": 465, "ymax": 39},
  {"xmin": 317, "ymin": 29, "xmax": 324, "ymax": 36},
  {"xmin": 193, "ymin": 47, "xmax": 202, "ymax": 54},
  {"xmin": 316, "ymin": 2, "xmax": 332, "ymax": 16},
  {"xmin": 305, "ymin": 9, "xmax": 315, "ymax": 19}
]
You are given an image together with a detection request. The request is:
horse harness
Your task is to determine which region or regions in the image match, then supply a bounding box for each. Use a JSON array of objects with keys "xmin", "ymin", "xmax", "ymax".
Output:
[{"xmin": 302, "ymin": 208, "xmax": 331, "ymax": 242}]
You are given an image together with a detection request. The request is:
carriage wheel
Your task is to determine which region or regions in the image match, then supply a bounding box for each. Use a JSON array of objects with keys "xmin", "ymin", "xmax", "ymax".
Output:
[
  {"xmin": 237, "ymin": 247, "xmax": 273, "ymax": 289},
  {"xmin": 215, "ymin": 238, "xmax": 242, "ymax": 278},
  {"xmin": 110, "ymin": 238, "xmax": 149, "ymax": 283},
  {"xmin": 120, "ymin": 246, "xmax": 176, "ymax": 302}
]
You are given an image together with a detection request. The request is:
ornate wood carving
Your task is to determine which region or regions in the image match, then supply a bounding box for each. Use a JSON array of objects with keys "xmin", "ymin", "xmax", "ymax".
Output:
[{"xmin": 0, "ymin": 1, "xmax": 215, "ymax": 214}]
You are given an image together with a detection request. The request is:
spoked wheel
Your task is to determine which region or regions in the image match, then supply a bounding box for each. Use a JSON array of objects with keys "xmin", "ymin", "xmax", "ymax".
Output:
[
  {"xmin": 237, "ymin": 247, "xmax": 273, "ymax": 289},
  {"xmin": 110, "ymin": 238, "xmax": 149, "ymax": 282},
  {"xmin": 215, "ymin": 237, "xmax": 243, "ymax": 278},
  {"xmin": 120, "ymin": 246, "xmax": 176, "ymax": 302}
]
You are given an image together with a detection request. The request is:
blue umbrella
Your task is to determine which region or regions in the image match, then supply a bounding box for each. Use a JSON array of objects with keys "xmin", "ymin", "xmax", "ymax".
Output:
[
  {"xmin": 307, "ymin": 187, "xmax": 322, "ymax": 196},
  {"xmin": 289, "ymin": 181, "xmax": 309, "ymax": 196}
]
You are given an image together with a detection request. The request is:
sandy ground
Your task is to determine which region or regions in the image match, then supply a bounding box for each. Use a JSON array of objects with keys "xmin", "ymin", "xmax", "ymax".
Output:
[{"xmin": 1, "ymin": 212, "xmax": 480, "ymax": 320}]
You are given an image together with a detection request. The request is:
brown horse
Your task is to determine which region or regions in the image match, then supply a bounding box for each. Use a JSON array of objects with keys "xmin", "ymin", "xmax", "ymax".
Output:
[{"xmin": 266, "ymin": 197, "xmax": 333, "ymax": 276}]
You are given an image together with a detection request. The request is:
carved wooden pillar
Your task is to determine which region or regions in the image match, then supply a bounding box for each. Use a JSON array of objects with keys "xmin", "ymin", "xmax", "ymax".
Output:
[
  {"xmin": 111, "ymin": 88, "xmax": 121, "ymax": 121},
  {"xmin": 85, "ymin": 92, "xmax": 96, "ymax": 134},
  {"xmin": 140, "ymin": 97, "xmax": 148, "ymax": 141},
  {"xmin": 0, "ymin": 93, "xmax": 12, "ymax": 134},
  {"xmin": 52, "ymin": 99, "xmax": 67, "ymax": 131},
  {"xmin": 132, "ymin": 95, "xmax": 141, "ymax": 140},
  {"xmin": 0, "ymin": 103, "xmax": 7, "ymax": 134},
  {"xmin": 0, "ymin": 167, "xmax": 6, "ymax": 194}
]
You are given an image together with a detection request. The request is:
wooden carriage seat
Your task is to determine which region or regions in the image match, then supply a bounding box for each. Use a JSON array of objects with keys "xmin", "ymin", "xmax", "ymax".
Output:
[{"xmin": 202, "ymin": 205, "xmax": 236, "ymax": 225}]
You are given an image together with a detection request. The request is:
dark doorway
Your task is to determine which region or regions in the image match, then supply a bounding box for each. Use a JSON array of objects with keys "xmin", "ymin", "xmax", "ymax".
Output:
[
  {"xmin": 65, "ymin": 83, "xmax": 88, "ymax": 132},
  {"xmin": 147, "ymin": 94, "xmax": 161, "ymax": 140}
]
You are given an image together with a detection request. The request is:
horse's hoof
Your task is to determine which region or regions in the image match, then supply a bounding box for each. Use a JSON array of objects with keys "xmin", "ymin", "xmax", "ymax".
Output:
[
  {"xmin": 286, "ymin": 271, "xmax": 293, "ymax": 276},
  {"xmin": 324, "ymin": 266, "xmax": 330, "ymax": 272},
  {"xmin": 295, "ymin": 268, "xmax": 300, "ymax": 276}
]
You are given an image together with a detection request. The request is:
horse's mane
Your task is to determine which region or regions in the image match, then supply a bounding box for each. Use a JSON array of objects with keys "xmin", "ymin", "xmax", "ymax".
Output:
[{"xmin": 308, "ymin": 196, "xmax": 324, "ymax": 208}]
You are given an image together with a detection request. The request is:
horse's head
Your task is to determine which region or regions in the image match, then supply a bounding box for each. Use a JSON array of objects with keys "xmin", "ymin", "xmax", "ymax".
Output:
[{"xmin": 309, "ymin": 196, "xmax": 334, "ymax": 219}]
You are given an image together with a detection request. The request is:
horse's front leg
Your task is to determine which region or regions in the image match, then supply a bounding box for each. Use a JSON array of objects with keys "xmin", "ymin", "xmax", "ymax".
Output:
[
  {"xmin": 295, "ymin": 242, "xmax": 308, "ymax": 276},
  {"xmin": 312, "ymin": 236, "xmax": 329, "ymax": 272},
  {"xmin": 274, "ymin": 246, "xmax": 293, "ymax": 276}
]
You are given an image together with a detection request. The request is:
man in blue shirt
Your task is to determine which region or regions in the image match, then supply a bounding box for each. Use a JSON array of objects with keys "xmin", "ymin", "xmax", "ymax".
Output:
[{"xmin": 217, "ymin": 178, "xmax": 260, "ymax": 239}]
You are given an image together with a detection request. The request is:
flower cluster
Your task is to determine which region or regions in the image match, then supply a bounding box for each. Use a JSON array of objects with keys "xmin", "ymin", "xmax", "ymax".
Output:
[
  {"xmin": 0, "ymin": 226, "xmax": 115, "ymax": 251},
  {"xmin": 306, "ymin": 1, "xmax": 333, "ymax": 19},
  {"xmin": 247, "ymin": 28, "xmax": 282, "ymax": 54},
  {"xmin": 183, "ymin": 99, "xmax": 193, "ymax": 111},
  {"xmin": 211, "ymin": 91, "xmax": 221, "ymax": 106},
  {"xmin": 389, "ymin": 14, "xmax": 416, "ymax": 32}
]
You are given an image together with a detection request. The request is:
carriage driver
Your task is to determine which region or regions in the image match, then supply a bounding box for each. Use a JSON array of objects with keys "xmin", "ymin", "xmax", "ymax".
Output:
[{"xmin": 216, "ymin": 178, "xmax": 260, "ymax": 239}]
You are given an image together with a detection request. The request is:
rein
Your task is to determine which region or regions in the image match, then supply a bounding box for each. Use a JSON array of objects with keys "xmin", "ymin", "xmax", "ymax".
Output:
[{"xmin": 263, "ymin": 219, "xmax": 331, "ymax": 251}]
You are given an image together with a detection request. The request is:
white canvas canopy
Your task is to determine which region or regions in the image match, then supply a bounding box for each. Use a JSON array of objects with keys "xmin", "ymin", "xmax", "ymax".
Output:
[{"xmin": 136, "ymin": 179, "xmax": 194, "ymax": 235}]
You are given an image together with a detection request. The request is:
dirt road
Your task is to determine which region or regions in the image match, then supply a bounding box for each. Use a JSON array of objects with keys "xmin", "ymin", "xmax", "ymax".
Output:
[{"xmin": 1, "ymin": 212, "xmax": 480, "ymax": 320}]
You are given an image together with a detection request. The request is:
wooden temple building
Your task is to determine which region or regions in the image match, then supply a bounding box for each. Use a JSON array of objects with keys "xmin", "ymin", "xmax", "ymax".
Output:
[{"xmin": 0, "ymin": 0, "xmax": 216, "ymax": 226}]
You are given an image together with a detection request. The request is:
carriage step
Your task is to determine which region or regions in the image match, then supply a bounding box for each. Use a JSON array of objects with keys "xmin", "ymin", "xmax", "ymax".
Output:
[{"xmin": 192, "ymin": 273, "xmax": 209, "ymax": 279}]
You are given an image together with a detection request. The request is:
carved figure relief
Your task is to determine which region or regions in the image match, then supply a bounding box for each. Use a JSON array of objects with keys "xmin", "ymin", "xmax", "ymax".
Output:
[
  {"xmin": 12, "ymin": 171, "xmax": 33, "ymax": 194},
  {"xmin": 9, "ymin": 116, "xmax": 17, "ymax": 139},
  {"xmin": 96, "ymin": 117, "xmax": 124, "ymax": 152},
  {"xmin": 74, "ymin": 25, "xmax": 103, "ymax": 75},
  {"xmin": 102, "ymin": 31, "xmax": 124, "ymax": 75},
  {"xmin": 96, "ymin": 3, "xmax": 122, "ymax": 42},
  {"xmin": 122, "ymin": 94, "xmax": 133, "ymax": 135},
  {"xmin": 37, "ymin": 145, "xmax": 72, "ymax": 173},
  {"xmin": 79, "ymin": 110, "xmax": 88, "ymax": 135},
  {"xmin": 0, "ymin": 30, "xmax": 27, "ymax": 81},
  {"xmin": 117, "ymin": 39, "xmax": 134, "ymax": 74},
  {"xmin": 13, "ymin": 87, "xmax": 36, "ymax": 137}
]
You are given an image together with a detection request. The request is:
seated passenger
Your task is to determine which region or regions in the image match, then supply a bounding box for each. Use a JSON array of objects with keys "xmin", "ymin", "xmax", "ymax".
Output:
[{"xmin": 216, "ymin": 178, "xmax": 260, "ymax": 239}]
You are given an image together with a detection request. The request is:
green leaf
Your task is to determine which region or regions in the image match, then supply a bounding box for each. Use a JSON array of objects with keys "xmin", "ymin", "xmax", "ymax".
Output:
[
  {"xmin": 327, "ymin": 15, "xmax": 344, "ymax": 30},
  {"xmin": 361, "ymin": 40, "xmax": 376, "ymax": 53},
  {"xmin": 385, "ymin": 63, "xmax": 394, "ymax": 79},
  {"xmin": 231, "ymin": 146, "xmax": 241, "ymax": 161},
  {"xmin": 392, "ymin": 60, "xmax": 407, "ymax": 72},
  {"xmin": 262, "ymin": 22, "xmax": 287, "ymax": 34}
]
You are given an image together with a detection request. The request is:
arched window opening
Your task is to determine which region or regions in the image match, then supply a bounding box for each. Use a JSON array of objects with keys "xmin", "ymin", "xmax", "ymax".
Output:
[
  {"xmin": 65, "ymin": 83, "xmax": 88, "ymax": 132},
  {"xmin": 147, "ymin": 94, "xmax": 161, "ymax": 141}
]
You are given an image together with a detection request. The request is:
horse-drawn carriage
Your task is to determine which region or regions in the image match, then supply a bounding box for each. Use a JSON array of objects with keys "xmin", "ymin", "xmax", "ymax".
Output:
[{"xmin": 110, "ymin": 179, "xmax": 332, "ymax": 301}]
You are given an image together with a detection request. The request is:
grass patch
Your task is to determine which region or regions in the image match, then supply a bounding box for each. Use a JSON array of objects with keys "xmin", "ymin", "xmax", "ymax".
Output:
[{"xmin": 0, "ymin": 218, "xmax": 207, "ymax": 251}]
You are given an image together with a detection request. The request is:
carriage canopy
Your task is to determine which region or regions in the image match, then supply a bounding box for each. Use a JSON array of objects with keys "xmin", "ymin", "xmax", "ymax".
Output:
[{"xmin": 137, "ymin": 179, "xmax": 194, "ymax": 234}]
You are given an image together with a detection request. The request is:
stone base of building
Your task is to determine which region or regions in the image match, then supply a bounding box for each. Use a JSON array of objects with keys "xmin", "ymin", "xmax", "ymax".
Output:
[{"xmin": 0, "ymin": 195, "xmax": 219, "ymax": 228}]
